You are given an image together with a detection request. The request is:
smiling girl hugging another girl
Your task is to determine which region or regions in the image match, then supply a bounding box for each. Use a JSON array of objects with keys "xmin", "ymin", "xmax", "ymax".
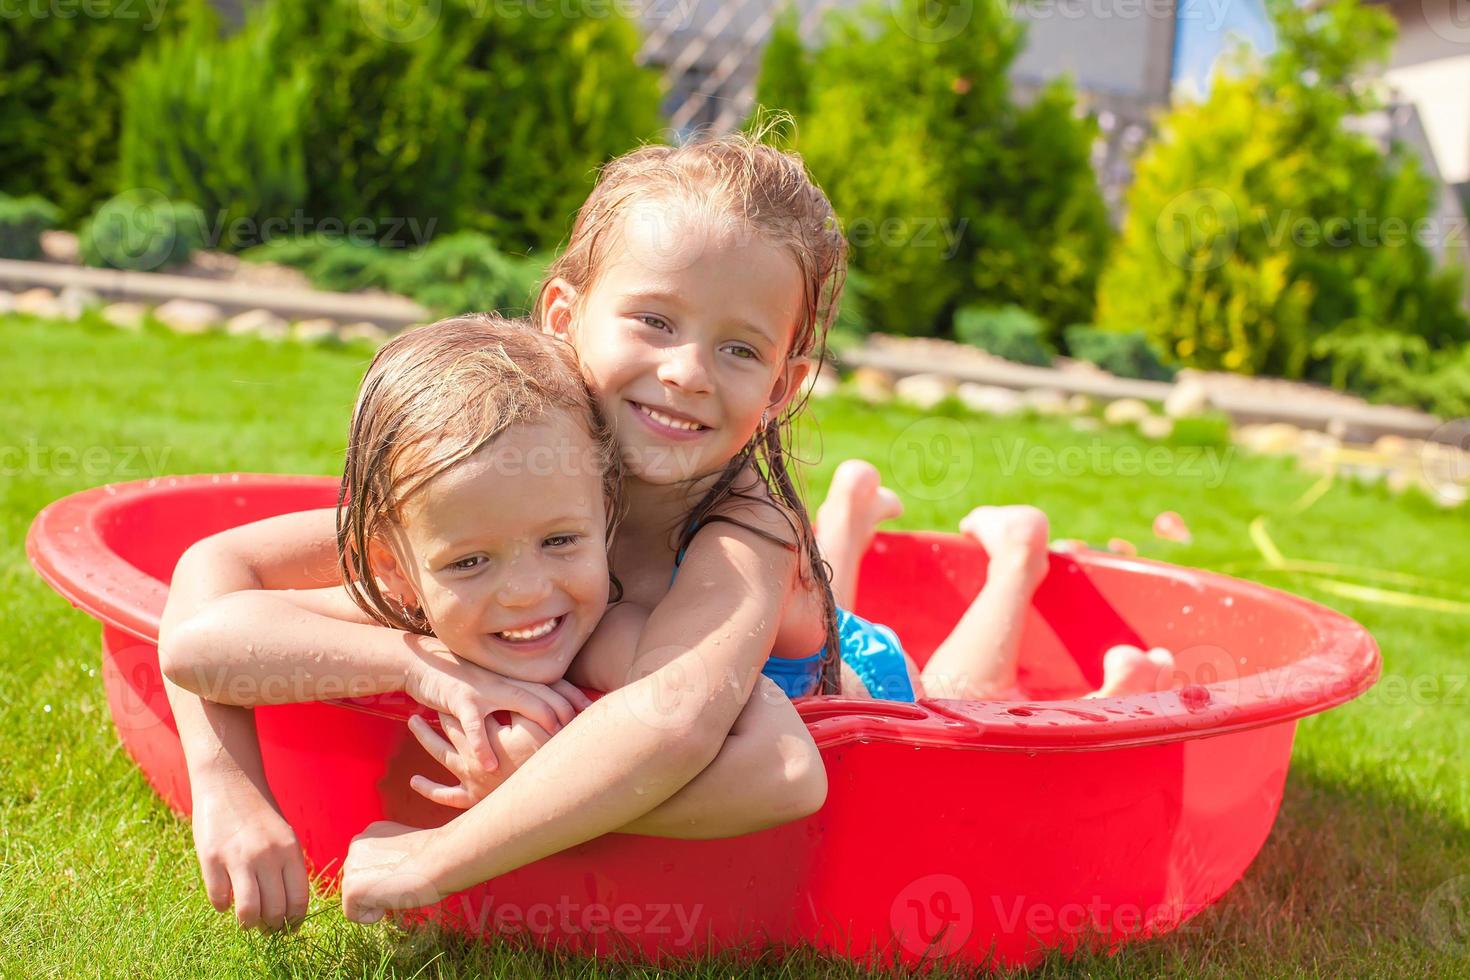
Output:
[{"xmin": 158, "ymin": 133, "xmax": 1171, "ymax": 928}]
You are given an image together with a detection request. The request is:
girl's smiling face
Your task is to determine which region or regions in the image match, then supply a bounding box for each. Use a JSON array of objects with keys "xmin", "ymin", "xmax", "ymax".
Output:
[
  {"xmin": 544, "ymin": 208, "xmax": 813, "ymax": 485},
  {"xmin": 369, "ymin": 411, "xmax": 611, "ymax": 684}
]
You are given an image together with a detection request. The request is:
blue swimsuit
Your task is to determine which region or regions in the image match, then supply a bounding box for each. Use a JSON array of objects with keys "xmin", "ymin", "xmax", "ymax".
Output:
[{"xmin": 671, "ymin": 523, "xmax": 916, "ymax": 702}]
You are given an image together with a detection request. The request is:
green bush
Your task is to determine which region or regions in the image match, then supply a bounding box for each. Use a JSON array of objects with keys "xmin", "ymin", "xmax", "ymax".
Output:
[
  {"xmin": 953, "ymin": 306, "xmax": 1055, "ymax": 366},
  {"xmin": 1064, "ymin": 325, "xmax": 1176, "ymax": 381},
  {"xmin": 1098, "ymin": 0, "xmax": 1469, "ymax": 379},
  {"xmin": 751, "ymin": 13, "xmax": 810, "ymax": 125},
  {"xmin": 243, "ymin": 235, "xmax": 395, "ymax": 291},
  {"xmin": 385, "ymin": 233, "xmax": 546, "ymax": 317},
  {"xmin": 1312, "ymin": 327, "xmax": 1470, "ymax": 418},
  {"xmin": 0, "ymin": 0, "xmax": 192, "ymax": 224},
  {"xmin": 111, "ymin": 0, "xmax": 662, "ymax": 255},
  {"xmin": 250, "ymin": 2, "xmax": 475, "ymax": 250},
  {"xmin": 308, "ymin": 244, "xmax": 398, "ymax": 294},
  {"xmin": 829, "ymin": 267, "xmax": 874, "ymax": 348},
  {"xmin": 242, "ymin": 232, "xmax": 543, "ymax": 314},
  {"xmin": 260, "ymin": 0, "xmax": 661, "ymax": 253},
  {"xmin": 118, "ymin": 9, "xmax": 309, "ymax": 252},
  {"xmin": 751, "ymin": 0, "xmax": 1112, "ymax": 339},
  {"xmin": 241, "ymin": 235, "xmax": 346, "ymax": 274},
  {"xmin": 78, "ymin": 190, "xmax": 207, "ymax": 271},
  {"xmin": 0, "ymin": 194, "xmax": 60, "ymax": 260}
]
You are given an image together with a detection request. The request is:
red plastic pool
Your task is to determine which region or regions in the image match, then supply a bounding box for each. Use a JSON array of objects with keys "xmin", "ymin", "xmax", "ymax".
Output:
[{"xmin": 28, "ymin": 474, "xmax": 1379, "ymax": 968}]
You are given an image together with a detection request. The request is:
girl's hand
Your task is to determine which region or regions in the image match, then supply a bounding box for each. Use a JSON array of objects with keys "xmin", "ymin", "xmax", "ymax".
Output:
[
  {"xmin": 407, "ymin": 712, "xmax": 554, "ymax": 808},
  {"xmin": 402, "ymin": 636, "xmax": 589, "ymax": 772},
  {"xmin": 190, "ymin": 770, "xmax": 309, "ymax": 931},
  {"xmin": 341, "ymin": 821, "xmax": 444, "ymax": 924}
]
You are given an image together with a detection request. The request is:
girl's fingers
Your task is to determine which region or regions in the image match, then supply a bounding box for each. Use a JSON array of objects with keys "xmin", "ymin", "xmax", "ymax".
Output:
[
  {"xmin": 201, "ymin": 859, "xmax": 232, "ymax": 914},
  {"xmin": 283, "ymin": 854, "xmax": 310, "ymax": 928},
  {"xmin": 505, "ymin": 678, "xmax": 575, "ymax": 728},
  {"xmin": 231, "ymin": 866, "xmax": 262, "ymax": 929},
  {"xmin": 256, "ymin": 868, "xmax": 288, "ymax": 933},
  {"xmin": 408, "ymin": 713, "xmax": 462, "ymax": 773},
  {"xmin": 551, "ymin": 679, "xmax": 592, "ymax": 711},
  {"xmin": 493, "ymin": 682, "xmax": 565, "ymax": 734},
  {"xmin": 409, "ymin": 774, "xmax": 475, "ymax": 809},
  {"xmin": 447, "ymin": 706, "xmax": 499, "ymax": 772}
]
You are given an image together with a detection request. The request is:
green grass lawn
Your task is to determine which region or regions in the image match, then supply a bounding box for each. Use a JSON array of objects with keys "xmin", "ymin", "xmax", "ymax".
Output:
[{"xmin": 2, "ymin": 313, "xmax": 1467, "ymax": 978}]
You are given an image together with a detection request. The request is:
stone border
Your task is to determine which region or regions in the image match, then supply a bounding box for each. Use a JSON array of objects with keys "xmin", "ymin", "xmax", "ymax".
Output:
[
  {"xmin": 0, "ymin": 257, "xmax": 428, "ymax": 330},
  {"xmin": 838, "ymin": 341, "xmax": 1449, "ymax": 447}
]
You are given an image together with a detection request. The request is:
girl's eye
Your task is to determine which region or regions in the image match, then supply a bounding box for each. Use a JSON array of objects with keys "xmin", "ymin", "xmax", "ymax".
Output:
[
  {"xmin": 544, "ymin": 534, "xmax": 581, "ymax": 549},
  {"xmin": 635, "ymin": 314, "xmax": 671, "ymax": 332},
  {"xmin": 449, "ymin": 556, "xmax": 485, "ymax": 571},
  {"xmin": 724, "ymin": 344, "xmax": 759, "ymax": 361}
]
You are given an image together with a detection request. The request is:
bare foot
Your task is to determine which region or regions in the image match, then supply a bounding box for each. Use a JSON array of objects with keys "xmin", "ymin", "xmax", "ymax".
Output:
[
  {"xmin": 958, "ymin": 505, "xmax": 1050, "ymax": 589},
  {"xmin": 1084, "ymin": 645, "xmax": 1175, "ymax": 698},
  {"xmin": 818, "ymin": 460, "xmax": 903, "ymax": 553},
  {"xmin": 817, "ymin": 460, "xmax": 904, "ymax": 609}
]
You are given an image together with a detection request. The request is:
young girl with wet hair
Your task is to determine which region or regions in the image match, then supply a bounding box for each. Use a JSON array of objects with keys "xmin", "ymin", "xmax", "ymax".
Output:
[
  {"xmin": 160, "ymin": 134, "xmax": 1167, "ymax": 927},
  {"xmin": 160, "ymin": 313, "xmax": 825, "ymax": 929}
]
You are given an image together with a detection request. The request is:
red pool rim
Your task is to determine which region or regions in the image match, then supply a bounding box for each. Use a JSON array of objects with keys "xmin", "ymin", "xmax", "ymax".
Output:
[{"xmin": 27, "ymin": 474, "xmax": 1381, "ymax": 755}]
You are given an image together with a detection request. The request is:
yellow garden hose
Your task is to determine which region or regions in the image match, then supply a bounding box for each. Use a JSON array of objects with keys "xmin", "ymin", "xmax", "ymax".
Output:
[{"xmin": 1225, "ymin": 471, "xmax": 1470, "ymax": 617}]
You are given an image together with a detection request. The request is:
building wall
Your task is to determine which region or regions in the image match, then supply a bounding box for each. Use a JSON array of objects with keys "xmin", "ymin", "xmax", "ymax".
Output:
[
  {"xmin": 1011, "ymin": 0, "xmax": 1176, "ymax": 104},
  {"xmin": 1383, "ymin": 0, "xmax": 1470, "ymax": 186}
]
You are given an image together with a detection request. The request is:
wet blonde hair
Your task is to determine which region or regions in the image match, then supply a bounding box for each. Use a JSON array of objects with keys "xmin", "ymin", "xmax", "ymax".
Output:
[
  {"xmin": 535, "ymin": 132, "xmax": 849, "ymax": 694},
  {"xmin": 337, "ymin": 313, "xmax": 622, "ymax": 633}
]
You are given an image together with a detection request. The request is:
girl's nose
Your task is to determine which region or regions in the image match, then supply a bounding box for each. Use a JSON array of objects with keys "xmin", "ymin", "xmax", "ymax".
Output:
[
  {"xmin": 494, "ymin": 557, "xmax": 554, "ymax": 608},
  {"xmin": 657, "ymin": 342, "xmax": 713, "ymax": 394}
]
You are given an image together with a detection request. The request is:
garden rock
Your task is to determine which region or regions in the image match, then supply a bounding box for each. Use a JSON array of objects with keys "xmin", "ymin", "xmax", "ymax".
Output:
[
  {"xmin": 339, "ymin": 321, "xmax": 392, "ymax": 346},
  {"xmin": 15, "ymin": 288, "xmax": 60, "ymax": 318},
  {"xmin": 1139, "ymin": 415, "xmax": 1174, "ymax": 440},
  {"xmin": 850, "ymin": 366, "xmax": 895, "ymax": 403},
  {"xmin": 1102, "ymin": 398, "xmax": 1150, "ymax": 426},
  {"xmin": 1236, "ymin": 423, "xmax": 1304, "ymax": 456},
  {"xmin": 155, "ymin": 299, "xmax": 222, "ymax": 334},
  {"xmin": 293, "ymin": 318, "xmax": 339, "ymax": 343},
  {"xmin": 1372, "ymin": 434, "xmax": 1411, "ymax": 460},
  {"xmin": 1164, "ymin": 376, "xmax": 1211, "ymax": 418},
  {"xmin": 0, "ymin": 290, "xmax": 15, "ymax": 314},
  {"xmin": 101, "ymin": 303, "xmax": 149, "ymax": 331},
  {"xmin": 227, "ymin": 309, "xmax": 290, "ymax": 338},
  {"xmin": 40, "ymin": 230, "xmax": 79, "ymax": 263},
  {"xmin": 1067, "ymin": 394, "xmax": 1094, "ymax": 415},
  {"xmin": 895, "ymin": 373, "xmax": 954, "ymax": 409},
  {"xmin": 56, "ymin": 286, "xmax": 101, "ymax": 319},
  {"xmin": 1024, "ymin": 388, "xmax": 1068, "ymax": 415},
  {"xmin": 957, "ymin": 383, "xmax": 1023, "ymax": 416},
  {"xmin": 1427, "ymin": 482, "xmax": 1467, "ymax": 509}
]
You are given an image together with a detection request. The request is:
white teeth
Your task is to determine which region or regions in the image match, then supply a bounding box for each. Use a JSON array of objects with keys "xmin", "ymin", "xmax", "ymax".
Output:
[
  {"xmin": 639, "ymin": 403, "xmax": 702, "ymax": 431},
  {"xmin": 497, "ymin": 616, "xmax": 559, "ymax": 641}
]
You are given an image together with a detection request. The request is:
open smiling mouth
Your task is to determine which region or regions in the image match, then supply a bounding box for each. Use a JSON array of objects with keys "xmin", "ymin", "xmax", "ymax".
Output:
[
  {"xmin": 630, "ymin": 400, "xmax": 709, "ymax": 434},
  {"xmin": 493, "ymin": 614, "xmax": 565, "ymax": 644}
]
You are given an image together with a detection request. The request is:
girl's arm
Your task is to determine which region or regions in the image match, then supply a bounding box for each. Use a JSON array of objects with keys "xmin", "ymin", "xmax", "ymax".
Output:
[
  {"xmin": 341, "ymin": 517, "xmax": 803, "ymax": 921},
  {"xmin": 158, "ymin": 508, "xmax": 341, "ymax": 931},
  {"xmin": 416, "ymin": 602, "xmax": 827, "ymax": 836},
  {"xmin": 160, "ymin": 587, "xmax": 582, "ymax": 763}
]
